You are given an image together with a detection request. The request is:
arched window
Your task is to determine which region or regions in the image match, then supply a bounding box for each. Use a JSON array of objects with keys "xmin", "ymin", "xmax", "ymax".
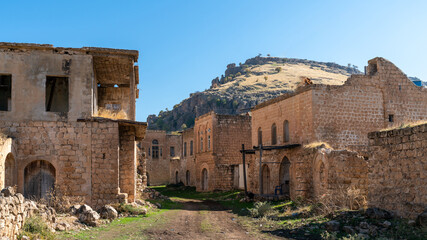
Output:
[
  {"xmin": 283, "ymin": 120, "xmax": 290, "ymax": 143},
  {"xmin": 208, "ymin": 135, "xmax": 211, "ymax": 150},
  {"xmin": 258, "ymin": 127, "xmax": 263, "ymax": 146},
  {"xmin": 152, "ymin": 139, "xmax": 159, "ymax": 158},
  {"xmin": 271, "ymin": 123, "xmax": 277, "ymax": 145}
]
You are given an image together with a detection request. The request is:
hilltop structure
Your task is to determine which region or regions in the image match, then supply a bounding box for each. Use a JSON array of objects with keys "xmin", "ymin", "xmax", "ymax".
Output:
[{"xmin": 0, "ymin": 43, "xmax": 146, "ymax": 207}]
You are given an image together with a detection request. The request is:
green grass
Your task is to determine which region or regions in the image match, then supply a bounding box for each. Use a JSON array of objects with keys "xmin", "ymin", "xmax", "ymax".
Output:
[
  {"xmin": 57, "ymin": 210, "xmax": 167, "ymax": 240},
  {"xmin": 19, "ymin": 215, "xmax": 56, "ymax": 240}
]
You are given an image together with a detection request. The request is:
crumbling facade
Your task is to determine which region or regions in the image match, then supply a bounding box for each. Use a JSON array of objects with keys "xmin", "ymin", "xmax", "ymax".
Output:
[
  {"xmin": 170, "ymin": 127, "xmax": 196, "ymax": 186},
  {"xmin": 248, "ymin": 57, "xmax": 427, "ymax": 200},
  {"xmin": 0, "ymin": 43, "xmax": 146, "ymax": 208},
  {"xmin": 192, "ymin": 112, "xmax": 251, "ymax": 191},
  {"xmin": 139, "ymin": 130, "xmax": 181, "ymax": 186}
]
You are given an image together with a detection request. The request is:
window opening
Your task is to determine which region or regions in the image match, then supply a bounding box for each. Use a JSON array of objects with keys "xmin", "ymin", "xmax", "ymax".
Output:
[
  {"xmin": 46, "ymin": 76, "xmax": 68, "ymax": 112},
  {"xmin": 0, "ymin": 75, "xmax": 12, "ymax": 111}
]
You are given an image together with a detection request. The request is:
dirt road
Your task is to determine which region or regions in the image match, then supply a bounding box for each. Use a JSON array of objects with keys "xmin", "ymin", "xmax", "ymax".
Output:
[{"xmin": 143, "ymin": 199, "xmax": 277, "ymax": 240}]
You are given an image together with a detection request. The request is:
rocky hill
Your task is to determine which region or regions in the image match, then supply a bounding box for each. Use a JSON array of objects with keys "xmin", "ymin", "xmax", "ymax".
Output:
[{"xmin": 147, "ymin": 56, "xmax": 362, "ymax": 131}]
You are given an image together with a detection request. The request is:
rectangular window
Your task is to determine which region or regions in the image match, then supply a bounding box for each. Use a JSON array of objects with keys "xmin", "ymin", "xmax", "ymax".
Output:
[
  {"xmin": 0, "ymin": 75, "xmax": 12, "ymax": 111},
  {"xmin": 170, "ymin": 147, "xmax": 175, "ymax": 157},
  {"xmin": 190, "ymin": 140, "xmax": 193, "ymax": 155},
  {"xmin": 152, "ymin": 146, "xmax": 159, "ymax": 158},
  {"xmin": 388, "ymin": 114, "xmax": 394, "ymax": 123},
  {"xmin": 184, "ymin": 142, "xmax": 187, "ymax": 157},
  {"xmin": 208, "ymin": 136, "xmax": 211, "ymax": 150},
  {"xmin": 46, "ymin": 76, "xmax": 69, "ymax": 112}
]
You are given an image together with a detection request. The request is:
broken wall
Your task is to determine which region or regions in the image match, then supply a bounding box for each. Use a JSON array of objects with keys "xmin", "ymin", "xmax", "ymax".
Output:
[
  {"xmin": 0, "ymin": 49, "xmax": 94, "ymax": 122},
  {"xmin": 368, "ymin": 124, "xmax": 427, "ymax": 219}
]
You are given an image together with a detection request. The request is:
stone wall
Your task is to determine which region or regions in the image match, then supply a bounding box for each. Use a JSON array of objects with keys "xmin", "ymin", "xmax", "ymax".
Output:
[
  {"xmin": 368, "ymin": 124, "xmax": 427, "ymax": 219},
  {"xmin": 248, "ymin": 146, "xmax": 368, "ymax": 202},
  {"xmin": 0, "ymin": 190, "xmax": 38, "ymax": 239},
  {"xmin": 119, "ymin": 125, "xmax": 137, "ymax": 202},
  {"xmin": 0, "ymin": 119, "xmax": 136, "ymax": 208}
]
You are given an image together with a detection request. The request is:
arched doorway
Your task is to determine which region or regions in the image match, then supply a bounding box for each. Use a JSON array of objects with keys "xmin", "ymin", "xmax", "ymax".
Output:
[
  {"xmin": 24, "ymin": 160, "xmax": 56, "ymax": 200},
  {"xmin": 175, "ymin": 171, "xmax": 179, "ymax": 184},
  {"xmin": 4, "ymin": 153, "xmax": 15, "ymax": 188},
  {"xmin": 262, "ymin": 164, "xmax": 270, "ymax": 194},
  {"xmin": 201, "ymin": 168, "xmax": 208, "ymax": 191},
  {"xmin": 279, "ymin": 157, "xmax": 291, "ymax": 196},
  {"xmin": 186, "ymin": 170, "xmax": 190, "ymax": 185},
  {"xmin": 313, "ymin": 156, "xmax": 327, "ymax": 197}
]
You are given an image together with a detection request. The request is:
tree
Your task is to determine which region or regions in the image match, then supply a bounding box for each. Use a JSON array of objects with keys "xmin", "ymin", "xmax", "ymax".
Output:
[{"xmin": 181, "ymin": 123, "xmax": 187, "ymax": 130}]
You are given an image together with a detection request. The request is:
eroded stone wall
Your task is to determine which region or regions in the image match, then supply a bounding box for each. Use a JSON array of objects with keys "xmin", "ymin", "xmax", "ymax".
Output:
[
  {"xmin": 368, "ymin": 124, "xmax": 427, "ymax": 219},
  {"xmin": 0, "ymin": 120, "xmax": 125, "ymax": 208},
  {"xmin": 248, "ymin": 147, "xmax": 368, "ymax": 202},
  {"xmin": 0, "ymin": 192, "xmax": 38, "ymax": 239}
]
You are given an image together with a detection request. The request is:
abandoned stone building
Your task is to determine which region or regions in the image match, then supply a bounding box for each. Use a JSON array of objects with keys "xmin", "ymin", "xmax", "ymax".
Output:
[
  {"xmin": 183, "ymin": 112, "xmax": 251, "ymax": 191},
  {"xmin": 170, "ymin": 127, "xmax": 196, "ymax": 186},
  {"xmin": 0, "ymin": 43, "xmax": 146, "ymax": 208},
  {"xmin": 247, "ymin": 57, "xmax": 427, "ymax": 201},
  {"xmin": 144, "ymin": 112, "xmax": 251, "ymax": 191},
  {"xmin": 139, "ymin": 130, "xmax": 181, "ymax": 186}
]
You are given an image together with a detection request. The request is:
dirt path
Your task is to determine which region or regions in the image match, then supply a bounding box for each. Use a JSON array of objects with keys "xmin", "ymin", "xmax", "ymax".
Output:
[{"xmin": 143, "ymin": 199, "xmax": 276, "ymax": 240}]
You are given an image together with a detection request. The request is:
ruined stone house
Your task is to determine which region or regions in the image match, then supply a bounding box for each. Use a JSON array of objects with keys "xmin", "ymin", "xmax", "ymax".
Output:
[
  {"xmin": 192, "ymin": 112, "xmax": 251, "ymax": 191},
  {"xmin": 0, "ymin": 43, "xmax": 146, "ymax": 208},
  {"xmin": 247, "ymin": 57, "xmax": 427, "ymax": 200},
  {"xmin": 142, "ymin": 112, "xmax": 251, "ymax": 192},
  {"xmin": 139, "ymin": 130, "xmax": 181, "ymax": 186}
]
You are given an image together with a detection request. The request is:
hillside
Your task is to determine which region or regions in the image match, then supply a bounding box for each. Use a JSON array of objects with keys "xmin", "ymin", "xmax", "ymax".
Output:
[{"xmin": 147, "ymin": 56, "xmax": 362, "ymax": 131}]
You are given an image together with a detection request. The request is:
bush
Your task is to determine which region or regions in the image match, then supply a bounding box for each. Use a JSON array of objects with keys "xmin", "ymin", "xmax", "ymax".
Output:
[
  {"xmin": 19, "ymin": 215, "xmax": 55, "ymax": 240},
  {"xmin": 115, "ymin": 203, "xmax": 147, "ymax": 215},
  {"xmin": 248, "ymin": 201, "xmax": 273, "ymax": 218},
  {"xmin": 275, "ymin": 67, "xmax": 282, "ymax": 72}
]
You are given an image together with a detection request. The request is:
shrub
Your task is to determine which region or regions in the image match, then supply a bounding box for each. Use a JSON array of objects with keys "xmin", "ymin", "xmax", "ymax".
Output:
[
  {"xmin": 19, "ymin": 215, "xmax": 55, "ymax": 240},
  {"xmin": 264, "ymin": 76, "xmax": 268, "ymax": 81},
  {"xmin": 275, "ymin": 67, "xmax": 282, "ymax": 72},
  {"xmin": 115, "ymin": 203, "xmax": 147, "ymax": 215},
  {"xmin": 248, "ymin": 202, "xmax": 273, "ymax": 218}
]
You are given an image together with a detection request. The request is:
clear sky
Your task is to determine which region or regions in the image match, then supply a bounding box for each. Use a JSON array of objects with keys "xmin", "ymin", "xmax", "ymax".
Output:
[{"xmin": 1, "ymin": 0, "xmax": 426, "ymax": 121}]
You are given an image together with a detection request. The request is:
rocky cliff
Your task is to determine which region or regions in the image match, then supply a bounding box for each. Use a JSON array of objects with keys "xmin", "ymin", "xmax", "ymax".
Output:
[{"xmin": 148, "ymin": 56, "xmax": 362, "ymax": 131}]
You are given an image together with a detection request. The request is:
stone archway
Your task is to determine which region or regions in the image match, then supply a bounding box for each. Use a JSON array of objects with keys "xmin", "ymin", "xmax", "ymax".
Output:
[
  {"xmin": 262, "ymin": 164, "xmax": 270, "ymax": 194},
  {"xmin": 313, "ymin": 154, "xmax": 328, "ymax": 198},
  {"xmin": 4, "ymin": 153, "xmax": 15, "ymax": 188},
  {"xmin": 186, "ymin": 170, "xmax": 190, "ymax": 186},
  {"xmin": 201, "ymin": 168, "xmax": 208, "ymax": 191},
  {"xmin": 24, "ymin": 160, "xmax": 56, "ymax": 200},
  {"xmin": 279, "ymin": 157, "xmax": 291, "ymax": 196}
]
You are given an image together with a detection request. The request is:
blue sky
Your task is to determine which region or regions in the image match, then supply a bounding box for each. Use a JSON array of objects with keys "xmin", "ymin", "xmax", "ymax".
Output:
[{"xmin": 1, "ymin": 1, "xmax": 426, "ymax": 121}]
